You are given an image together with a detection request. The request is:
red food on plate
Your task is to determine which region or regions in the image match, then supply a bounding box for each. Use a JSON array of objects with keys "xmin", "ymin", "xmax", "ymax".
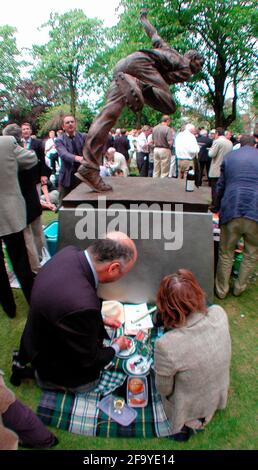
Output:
[{"xmin": 128, "ymin": 378, "xmax": 144, "ymax": 394}]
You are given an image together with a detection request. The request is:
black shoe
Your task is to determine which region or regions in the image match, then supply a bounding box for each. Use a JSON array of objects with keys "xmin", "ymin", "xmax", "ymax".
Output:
[
  {"xmin": 49, "ymin": 436, "xmax": 59, "ymax": 448},
  {"xmin": 10, "ymin": 365, "xmax": 35, "ymax": 386},
  {"xmin": 1, "ymin": 301, "xmax": 16, "ymax": 318},
  {"xmin": 168, "ymin": 425, "xmax": 194, "ymax": 442},
  {"xmin": 3, "ymin": 307, "xmax": 16, "ymax": 318}
]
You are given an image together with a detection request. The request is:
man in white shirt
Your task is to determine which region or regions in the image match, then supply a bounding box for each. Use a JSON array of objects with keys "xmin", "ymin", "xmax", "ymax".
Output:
[{"xmin": 175, "ymin": 124, "xmax": 199, "ymax": 178}]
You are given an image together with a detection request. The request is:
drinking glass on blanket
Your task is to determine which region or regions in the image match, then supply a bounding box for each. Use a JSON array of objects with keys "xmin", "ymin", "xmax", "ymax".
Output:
[{"xmin": 113, "ymin": 398, "xmax": 125, "ymax": 414}]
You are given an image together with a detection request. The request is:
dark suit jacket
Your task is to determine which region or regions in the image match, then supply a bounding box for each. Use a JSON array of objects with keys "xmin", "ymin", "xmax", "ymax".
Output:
[
  {"xmin": 215, "ymin": 146, "xmax": 258, "ymax": 225},
  {"xmin": 55, "ymin": 133, "xmax": 86, "ymax": 187},
  {"xmin": 29, "ymin": 138, "xmax": 51, "ymax": 183},
  {"xmin": 18, "ymin": 166, "xmax": 42, "ymax": 225},
  {"xmin": 21, "ymin": 246, "xmax": 115, "ymax": 387},
  {"xmin": 114, "ymin": 135, "xmax": 130, "ymax": 160}
]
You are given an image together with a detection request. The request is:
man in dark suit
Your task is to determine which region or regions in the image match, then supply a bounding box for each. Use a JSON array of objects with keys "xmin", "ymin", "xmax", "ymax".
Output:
[
  {"xmin": 55, "ymin": 115, "xmax": 87, "ymax": 204},
  {"xmin": 12, "ymin": 232, "xmax": 137, "ymax": 392},
  {"xmin": 114, "ymin": 129, "xmax": 130, "ymax": 162},
  {"xmin": 214, "ymin": 135, "xmax": 258, "ymax": 298},
  {"xmin": 21, "ymin": 122, "xmax": 51, "ymax": 187}
]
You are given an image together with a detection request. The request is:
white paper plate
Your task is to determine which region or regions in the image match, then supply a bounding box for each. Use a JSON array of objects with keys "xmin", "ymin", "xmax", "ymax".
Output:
[
  {"xmin": 123, "ymin": 354, "xmax": 151, "ymax": 376},
  {"xmin": 116, "ymin": 338, "xmax": 136, "ymax": 358}
]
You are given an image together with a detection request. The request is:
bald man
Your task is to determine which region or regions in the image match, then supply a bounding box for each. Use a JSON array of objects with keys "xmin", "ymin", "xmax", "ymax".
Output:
[{"xmin": 13, "ymin": 233, "xmax": 137, "ymax": 392}]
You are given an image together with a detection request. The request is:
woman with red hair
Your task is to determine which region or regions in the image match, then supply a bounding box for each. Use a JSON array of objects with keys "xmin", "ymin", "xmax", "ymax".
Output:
[{"xmin": 154, "ymin": 269, "xmax": 231, "ymax": 441}]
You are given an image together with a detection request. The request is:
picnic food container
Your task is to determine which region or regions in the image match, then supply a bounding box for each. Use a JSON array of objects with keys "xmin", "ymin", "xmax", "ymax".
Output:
[
  {"xmin": 127, "ymin": 376, "xmax": 148, "ymax": 408},
  {"xmin": 98, "ymin": 394, "xmax": 137, "ymax": 426}
]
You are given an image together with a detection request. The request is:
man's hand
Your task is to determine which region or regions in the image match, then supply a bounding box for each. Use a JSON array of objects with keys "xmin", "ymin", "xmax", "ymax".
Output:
[
  {"xmin": 40, "ymin": 176, "xmax": 48, "ymax": 186},
  {"xmin": 103, "ymin": 316, "xmax": 122, "ymax": 329},
  {"xmin": 113, "ymin": 336, "xmax": 132, "ymax": 351},
  {"xmin": 75, "ymin": 155, "xmax": 83, "ymax": 163},
  {"xmin": 140, "ymin": 8, "xmax": 148, "ymax": 19}
]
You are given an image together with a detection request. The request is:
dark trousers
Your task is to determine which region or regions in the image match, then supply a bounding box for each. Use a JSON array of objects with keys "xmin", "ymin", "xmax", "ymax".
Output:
[
  {"xmin": 137, "ymin": 152, "xmax": 149, "ymax": 177},
  {"xmin": 58, "ymin": 173, "xmax": 80, "ymax": 206},
  {"xmin": 210, "ymin": 177, "xmax": 219, "ymax": 208},
  {"xmin": 0, "ymin": 231, "xmax": 34, "ymax": 314},
  {"xmin": 49, "ymin": 152, "xmax": 59, "ymax": 174},
  {"xmin": 199, "ymin": 160, "xmax": 211, "ymax": 185},
  {"xmin": 0, "ymin": 242, "xmax": 16, "ymax": 316},
  {"xmin": 2, "ymin": 399, "xmax": 56, "ymax": 448},
  {"xmin": 148, "ymin": 161, "xmax": 154, "ymax": 177}
]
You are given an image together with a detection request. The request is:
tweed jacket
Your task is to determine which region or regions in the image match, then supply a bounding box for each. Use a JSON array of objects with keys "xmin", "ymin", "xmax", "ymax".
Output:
[
  {"xmin": 154, "ymin": 305, "xmax": 231, "ymax": 434},
  {"xmin": 208, "ymin": 136, "xmax": 233, "ymax": 178},
  {"xmin": 0, "ymin": 136, "xmax": 37, "ymax": 237}
]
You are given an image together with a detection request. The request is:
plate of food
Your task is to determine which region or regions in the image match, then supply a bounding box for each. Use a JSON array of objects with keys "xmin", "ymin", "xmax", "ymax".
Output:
[
  {"xmin": 116, "ymin": 337, "xmax": 136, "ymax": 358},
  {"xmin": 123, "ymin": 354, "xmax": 152, "ymax": 376}
]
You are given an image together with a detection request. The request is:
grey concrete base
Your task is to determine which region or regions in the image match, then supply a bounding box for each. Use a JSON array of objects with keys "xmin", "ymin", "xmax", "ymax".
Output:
[{"xmin": 58, "ymin": 185, "xmax": 214, "ymax": 303}]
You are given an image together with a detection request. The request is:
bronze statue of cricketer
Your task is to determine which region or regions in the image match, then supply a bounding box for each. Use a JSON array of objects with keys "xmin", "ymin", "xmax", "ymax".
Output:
[{"xmin": 76, "ymin": 9, "xmax": 204, "ymax": 192}]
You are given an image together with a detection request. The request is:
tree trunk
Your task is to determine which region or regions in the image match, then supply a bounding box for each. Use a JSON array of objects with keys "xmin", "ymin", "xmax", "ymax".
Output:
[
  {"xmin": 135, "ymin": 110, "xmax": 142, "ymax": 129},
  {"xmin": 70, "ymin": 81, "xmax": 77, "ymax": 117},
  {"xmin": 213, "ymin": 62, "xmax": 238, "ymax": 128}
]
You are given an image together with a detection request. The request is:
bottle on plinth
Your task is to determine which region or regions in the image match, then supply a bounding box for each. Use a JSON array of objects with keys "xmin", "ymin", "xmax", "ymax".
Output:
[{"xmin": 185, "ymin": 166, "xmax": 195, "ymax": 192}]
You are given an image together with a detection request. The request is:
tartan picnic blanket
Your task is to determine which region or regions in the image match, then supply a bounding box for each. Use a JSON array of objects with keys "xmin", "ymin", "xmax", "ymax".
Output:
[{"xmin": 37, "ymin": 327, "xmax": 172, "ymax": 438}]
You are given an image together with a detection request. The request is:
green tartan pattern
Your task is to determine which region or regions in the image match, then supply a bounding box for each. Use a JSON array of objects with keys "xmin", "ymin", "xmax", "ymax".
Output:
[{"xmin": 37, "ymin": 327, "xmax": 172, "ymax": 437}]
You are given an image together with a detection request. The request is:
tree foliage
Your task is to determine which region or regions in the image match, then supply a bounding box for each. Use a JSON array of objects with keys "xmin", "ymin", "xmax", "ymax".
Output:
[
  {"xmin": 7, "ymin": 79, "xmax": 59, "ymax": 130},
  {"xmin": 32, "ymin": 10, "xmax": 106, "ymax": 116},
  {"xmin": 37, "ymin": 102, "xmax": 94, "ymax": 137},
  {"xmin": 0, "ymin": 25, "xmax": 21, "ymax": 122},
  {"xmin": 113, "ymin": 0, "xmax": 257, "ymax": 127}
]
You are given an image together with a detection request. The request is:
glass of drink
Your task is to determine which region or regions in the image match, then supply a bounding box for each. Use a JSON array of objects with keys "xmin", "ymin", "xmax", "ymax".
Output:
[{"xmin": 113, "ymin": 398, "xmax": 125, "ymax": 414}]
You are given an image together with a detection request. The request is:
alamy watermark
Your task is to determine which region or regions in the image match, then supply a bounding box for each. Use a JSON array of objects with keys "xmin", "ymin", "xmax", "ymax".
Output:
[{"xmin": 74, "ymin": 196, "xmax": 184, "ymax": 251}]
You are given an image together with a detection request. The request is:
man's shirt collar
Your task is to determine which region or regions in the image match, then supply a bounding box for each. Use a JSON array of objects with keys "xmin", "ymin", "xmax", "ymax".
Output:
[{"xmin": 84, "ymin": 250, "xmax": 98, "ymax": 288}]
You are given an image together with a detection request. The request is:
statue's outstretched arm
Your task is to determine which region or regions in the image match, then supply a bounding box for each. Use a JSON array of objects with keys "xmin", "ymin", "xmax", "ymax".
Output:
[{"xmin": 140, "ymin": 9, "xmax": 169, "ymax": 49}]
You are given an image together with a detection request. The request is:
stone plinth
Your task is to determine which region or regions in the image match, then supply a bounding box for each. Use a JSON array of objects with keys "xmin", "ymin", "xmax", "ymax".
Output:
[{"xmin": 58, "ymin": 177, "xmax": 214, "ymax": 303}]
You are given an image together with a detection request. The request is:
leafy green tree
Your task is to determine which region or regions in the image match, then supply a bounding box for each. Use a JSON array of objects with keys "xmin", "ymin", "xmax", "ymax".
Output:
[
  {"xmin": 32, "ymin": 9, "xmax": 106, "ymax": 116},
  {"xmin": 0, "ymin": 25, "xmax": 21, "ymax": 123},
  {"xmin": 114, "ymin": 0, "xmax": 257, "ymax": 128},
  {"xmin": 7, "ymin": 79, "xmax": 60, "ymax": 130},
  {"xmin": 37, "ymin": 102, "xmax": 94, "ymax": 137}
]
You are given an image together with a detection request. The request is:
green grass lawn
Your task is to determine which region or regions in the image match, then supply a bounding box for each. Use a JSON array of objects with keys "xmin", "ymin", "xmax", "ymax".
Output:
[{"xmin": 0, "ymin": 210, "xmax": 257, "ymax": 450}]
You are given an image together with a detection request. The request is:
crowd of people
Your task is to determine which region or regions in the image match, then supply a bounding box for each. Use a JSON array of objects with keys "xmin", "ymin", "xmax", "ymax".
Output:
[{"xmin": 0, "ymin": 113, "xmax": 257, "ymax": 449}]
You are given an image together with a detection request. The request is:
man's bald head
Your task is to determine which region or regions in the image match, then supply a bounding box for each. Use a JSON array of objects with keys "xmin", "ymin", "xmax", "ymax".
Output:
[{"xmin": 88, "ymin": 232, "xmax": 137, "ymax": 283}]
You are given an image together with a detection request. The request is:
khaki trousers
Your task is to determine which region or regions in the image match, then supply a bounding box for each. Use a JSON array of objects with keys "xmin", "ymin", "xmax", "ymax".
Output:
[
  {"xmin": 23, "ymin": 216, "xmax": 46, "ymax": 274},
  {"xmin": 177, "ymin": 159, "xmax": 192, "ymax": 179},
  {"xmin": 153, "ymin": 148, "xmax": 171, "ymax": 178},
  {"xmin": 215, "ymin": 218, "xmax": 258, "ymax": 298}
]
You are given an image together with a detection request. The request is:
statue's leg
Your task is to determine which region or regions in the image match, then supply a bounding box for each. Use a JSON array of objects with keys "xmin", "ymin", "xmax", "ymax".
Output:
[
  {"xmin": 115, "ymin": 72, "xmax": 144, "ymax": 113},
  {"xmin": 76, "ymin": 81, "xmax": 125, "ymax": 192},
  {"xmin": 142, "ymin": 84, "xmax": 176, "ymax": 114}
]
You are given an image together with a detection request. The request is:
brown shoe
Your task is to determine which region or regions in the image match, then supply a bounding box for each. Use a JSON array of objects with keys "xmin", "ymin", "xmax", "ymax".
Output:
[
  {"xmin": 75, "ymin": 171, "xmax": 113, "ymax": 192},
  {"xmin": 116, "ymin": 72, "xmax": 144, "ymax": 112}
]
